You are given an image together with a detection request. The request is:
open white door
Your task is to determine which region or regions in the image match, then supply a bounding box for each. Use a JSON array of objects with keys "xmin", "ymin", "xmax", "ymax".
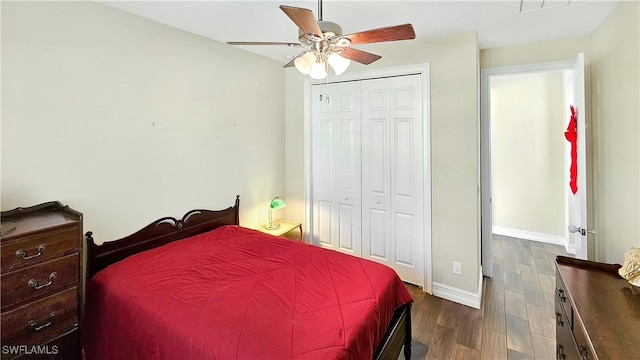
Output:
[{"xmin": 567, "ymin": 53, "xmax": 589, "ymax": 259}]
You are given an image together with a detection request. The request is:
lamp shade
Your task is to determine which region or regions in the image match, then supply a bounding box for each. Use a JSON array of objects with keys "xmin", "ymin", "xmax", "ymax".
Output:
[
  {"xmin": 294, "ymin": 52, "xmax": 315, "ymax": 75},
  {"xmin": 328, "ymin": 53, "xmax": 350, "ymax": 76},
  {"xmin": 270, "ymin": 196, "xmax": 287, "ymax": 209},
  {"xmin": 267, "ymin": 196, "xmax": 286, "ymax": 230},
  {"xmin": 309, "ymin": 61, "xmax": 327, "ymax": 80}
]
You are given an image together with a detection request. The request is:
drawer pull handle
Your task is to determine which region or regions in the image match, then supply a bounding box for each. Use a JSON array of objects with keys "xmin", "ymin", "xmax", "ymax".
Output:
[
  {"xmin": 15, "ymin": 244, "xmax": 46, "ymax": 260},
  {"xmin": 555, "ymin": 312, "xmax": 565, "ymax": 327},
  {"xmin": 579, "ymin": 345, "xmax": 589, "ymax": 360},
  {"xmin": 29, "ymin": 312, "xmax": 55, "ymax": 332},
  {"xmin": 28, "ymin": 272, "xmax": 57, "ymax": 289},
  {"xmin": 557, "ymin": 344, "xmax": 566, "ymax": 360},
  {"xmin": 557, "ymin": 288, "xmax": 567, "ymax": 302}
]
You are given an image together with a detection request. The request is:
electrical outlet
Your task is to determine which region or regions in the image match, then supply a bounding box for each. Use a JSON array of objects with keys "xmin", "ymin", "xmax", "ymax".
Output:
[{"xmin": 453, "ymin": 261, "xmax": 462, "ymax": 275}]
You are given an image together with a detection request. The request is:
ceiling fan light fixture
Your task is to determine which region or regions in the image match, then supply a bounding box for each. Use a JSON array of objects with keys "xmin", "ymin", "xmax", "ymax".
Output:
[
  {"xmin": 334, "ymin": 37, "xmax": 351, "ymax": 47},
  {"xmin": 294, "ymin": 51, "xmax": 315, "ymax": 74},
  {"xmin": 228, "ymin": 3, "xmax": 415, "ymax": 78},
  {"xmin": 327, "ymin": 53, "xmax": 350, "ymax": 76},
  {"xmin": 309, "ymin": 60, "xmax": 328, "ymax": 80},
  {"xmin": 299, "ymin": 20, "xmax": 343, "ymax": 42}
]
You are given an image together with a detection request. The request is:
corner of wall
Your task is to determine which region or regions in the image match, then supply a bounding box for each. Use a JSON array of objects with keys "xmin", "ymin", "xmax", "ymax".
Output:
[
  {"xmin": 589, "ymin": 0, "xmax": 640, "ymax": 263},
  {"xmin": 432, "ymin": 266, "xmax": 483, "ymax": 309}
]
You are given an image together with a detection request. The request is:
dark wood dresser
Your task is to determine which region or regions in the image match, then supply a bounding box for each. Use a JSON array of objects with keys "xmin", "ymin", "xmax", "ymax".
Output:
[
  {"xmin": 1, "ymin": 202, "xmax": 83, "ymax": 360},
  {"xmin": 555, "ymin": 256, "xmax": 640, "ymax": 360}
]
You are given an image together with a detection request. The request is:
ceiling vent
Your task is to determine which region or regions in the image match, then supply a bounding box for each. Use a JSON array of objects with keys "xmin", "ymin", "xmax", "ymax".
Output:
[{"xmin": 519, "ymin": 0, "xmax": 571, "ymax": 13}]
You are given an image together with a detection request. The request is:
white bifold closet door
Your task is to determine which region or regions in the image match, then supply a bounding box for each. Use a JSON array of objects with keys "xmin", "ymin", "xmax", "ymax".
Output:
[
  {"xmin": 361, "ymin": 75, "xmax": 424, "ymax": 286},
  {"xmin": 312, "ymin": 82, "xmax": 363, "ymax": 256},
  {"xmin": 312, "ymin": 74, "xmax": 424, "ymax": 287}
]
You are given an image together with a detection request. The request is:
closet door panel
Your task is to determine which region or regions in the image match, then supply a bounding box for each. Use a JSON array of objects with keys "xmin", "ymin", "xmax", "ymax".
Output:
[
  {"xmin": 333, "ymin": 85, "xmax": 362, "ymax": 256},
  {"xmin": 361, "ymin": 75, "xmax": 424, "ymax": 287},
  {"xmin": 312, "ymin": 85, "xmax": 337, "ymax": 249},
  {"xmin": 362, "ymin": 115, "xmax": 390, "ymax": 259},
  {"xmin": 368, "ymin": 89, "xmax": 387, "ymax": 111},
  {"xmin": 394, "ymin": 118, "xmax": 414, "ymax": 198},
  {"xmin": 313, "ymin": 87, "xmax": 335, "ymax": 249},
  {"xmin": 334, "ymin": 88, "xmax": 361, "ymax": 205},
  {"xmin": 388, "ymin": 75, "xmax": 424, "ymax": 286},
  {"xmin": 314, "ymin": 121, "xmax": 333, "ymax": 192},
  {"xmin": 316, "ymin": 200, "xmax": 333, "ymax": 247},
  {"xmin": 367, "ymin": 119, "xmax": 388, "ymax": 195},
  {"xmin": 361, "ymin": 80, "xmax": 391, "ymax": 263},
  {"xmin": 394, "ymin": 86, "xmax": 414, "ymax": 110},
  {"xmin": 312, "ymin": 82, "xmax": 361, "ymax": 256},
  {"xmin": 394, "ymin": 212, "xmax": 414, "ymax": 266},
  {"xmin": 368, "ymin": 208, "xmax": 389, "ymax": 260},
  {"xmin": 337, "ymin": 203, "xmax": 357, "ymax": 253},
  {"xmin": 336, "ymin": 120, "xmax": 357, "ymax": 194}
]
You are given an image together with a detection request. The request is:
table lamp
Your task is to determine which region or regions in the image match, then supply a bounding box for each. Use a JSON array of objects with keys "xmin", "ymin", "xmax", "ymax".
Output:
[{"xmin": 266, "ymin": 196, "xmax": 287, "ymax": 230}]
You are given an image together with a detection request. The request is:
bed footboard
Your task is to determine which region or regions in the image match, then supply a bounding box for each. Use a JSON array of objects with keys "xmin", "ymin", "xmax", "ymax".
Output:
[{"xmin": 373, "ymin": 303, "xmax": 412, "ymax": 360}]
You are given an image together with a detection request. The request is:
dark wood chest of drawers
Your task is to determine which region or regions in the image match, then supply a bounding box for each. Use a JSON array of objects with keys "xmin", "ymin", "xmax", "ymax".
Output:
[
  {"xmin": 1, "ymin": 202, "xmax": 83, "ymax": 360},
  {"xmin": 555, "ymin": 256, "xmax": 640, "ymax": 360}
]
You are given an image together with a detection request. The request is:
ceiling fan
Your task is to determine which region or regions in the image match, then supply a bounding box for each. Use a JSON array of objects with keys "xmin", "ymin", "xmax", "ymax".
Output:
[{"xmin": 227, "ymin": 0, "xmax": 416, "ymax": 79}]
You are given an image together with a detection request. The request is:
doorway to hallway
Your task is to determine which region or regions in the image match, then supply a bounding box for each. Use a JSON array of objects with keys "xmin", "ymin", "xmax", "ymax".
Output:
[{"xmin": 481, "ymin": 54, "xmax": 589, "ymax": 278}]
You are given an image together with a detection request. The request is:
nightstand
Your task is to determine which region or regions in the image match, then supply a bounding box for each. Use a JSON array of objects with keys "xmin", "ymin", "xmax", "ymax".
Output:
[{"xmin": 258, "ymin": 220, "xmax": 303, "ymax": 242}]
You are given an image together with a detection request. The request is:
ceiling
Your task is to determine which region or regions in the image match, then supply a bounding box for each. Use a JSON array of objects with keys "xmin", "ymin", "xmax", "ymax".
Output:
[{"xmin": 99, "ymin": 0, "xmax": 620, "ymax": 63}]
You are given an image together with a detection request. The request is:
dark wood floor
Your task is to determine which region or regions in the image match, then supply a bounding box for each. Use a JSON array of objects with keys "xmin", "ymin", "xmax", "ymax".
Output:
[{"xmin": 403, "ymin": 235, "xmax": 569, "ymax": 360}]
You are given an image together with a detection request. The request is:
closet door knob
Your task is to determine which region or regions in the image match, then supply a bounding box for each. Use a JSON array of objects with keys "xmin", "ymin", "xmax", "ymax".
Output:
[{"xmin": 376, "ymin": 201, "xmax": 381, "ymax": 205}]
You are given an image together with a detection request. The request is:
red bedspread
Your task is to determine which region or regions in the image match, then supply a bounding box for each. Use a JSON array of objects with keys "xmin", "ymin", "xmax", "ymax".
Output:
[{"xmin": 83, "ymin": 225, "xmax": 413, "ymax": 360}]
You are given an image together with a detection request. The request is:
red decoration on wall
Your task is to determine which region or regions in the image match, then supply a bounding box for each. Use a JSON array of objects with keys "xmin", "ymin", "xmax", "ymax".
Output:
[{"xmin": 565, "ymin": 105, "xmax": 578, "ymax": 194}]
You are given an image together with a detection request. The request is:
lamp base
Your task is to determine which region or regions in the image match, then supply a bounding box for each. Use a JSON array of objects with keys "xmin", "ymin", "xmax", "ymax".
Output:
[{"xmin": 265, "ymin": 223, "xmax": 281, "ymax": 230}]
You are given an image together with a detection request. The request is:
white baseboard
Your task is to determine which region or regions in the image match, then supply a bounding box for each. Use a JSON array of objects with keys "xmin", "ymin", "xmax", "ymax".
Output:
[
  {"xmin": 432, "ymin": 280, "xmax": 482, "ymax": 309},
  {"xmin": 493, "ymin": 226, "xmax": 567, "ymax": 246}
]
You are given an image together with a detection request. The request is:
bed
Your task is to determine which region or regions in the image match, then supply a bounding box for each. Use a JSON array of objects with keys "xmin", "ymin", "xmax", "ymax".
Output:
[{"xmin": 83, "ymin": 196, "xmax": 413, "ymax": 360}]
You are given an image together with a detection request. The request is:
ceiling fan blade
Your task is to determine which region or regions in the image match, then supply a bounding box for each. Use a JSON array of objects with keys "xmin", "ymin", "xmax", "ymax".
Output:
[
  {"xmin": 345, "ymin": 24, "xmax": 415, "ymax": 45},
  {"xmin": 283, "ymin": 52, "xmax": 306, "ymax": 68},
  {"xmin": 280, "ymin": 5, "xmax": 323, "ymax": 38},
  {"xmin": 227, "ymin": 41, "xmax": 302, "ymax": 47},
  {"xmin": 341, "ymin": 48, "xmax": 382, "ymax": 65}
]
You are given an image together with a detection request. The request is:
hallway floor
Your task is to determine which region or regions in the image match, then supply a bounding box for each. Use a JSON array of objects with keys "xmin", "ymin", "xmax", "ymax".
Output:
[{"xmin": 404, "ymin": 235, "xmax": 570, "ymax": 359}]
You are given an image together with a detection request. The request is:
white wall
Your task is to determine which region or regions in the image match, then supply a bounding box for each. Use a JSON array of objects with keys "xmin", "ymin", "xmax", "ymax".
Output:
[
  {"xmin": 1, "ymin": 2, "xmax": 286, "ymax": 242},
  {"xmin": 590, "ymin": 1, "xmax": 640, "ymax": 263},
  {"xmin": 284, "ymin": 70, "xmax": 306, "ymax": 232},
  {"xmin": 490, "ymin": 72, "xmax": 566, "ymax": 237},
  {"xmin": 286, "ymin": 33, "xmax": 481, "ymax": 294}
]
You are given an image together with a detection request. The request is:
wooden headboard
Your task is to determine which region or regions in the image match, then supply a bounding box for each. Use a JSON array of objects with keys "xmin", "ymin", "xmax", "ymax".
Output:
[{"xmin": 86, "ymin": 195, "xmax": 240, "ymax": 280}]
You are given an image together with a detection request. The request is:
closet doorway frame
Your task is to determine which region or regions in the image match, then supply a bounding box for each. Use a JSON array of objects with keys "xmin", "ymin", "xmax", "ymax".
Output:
[{"xmin": 302, "ymin": 63, "xmax": 433, "ymax": 294}]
